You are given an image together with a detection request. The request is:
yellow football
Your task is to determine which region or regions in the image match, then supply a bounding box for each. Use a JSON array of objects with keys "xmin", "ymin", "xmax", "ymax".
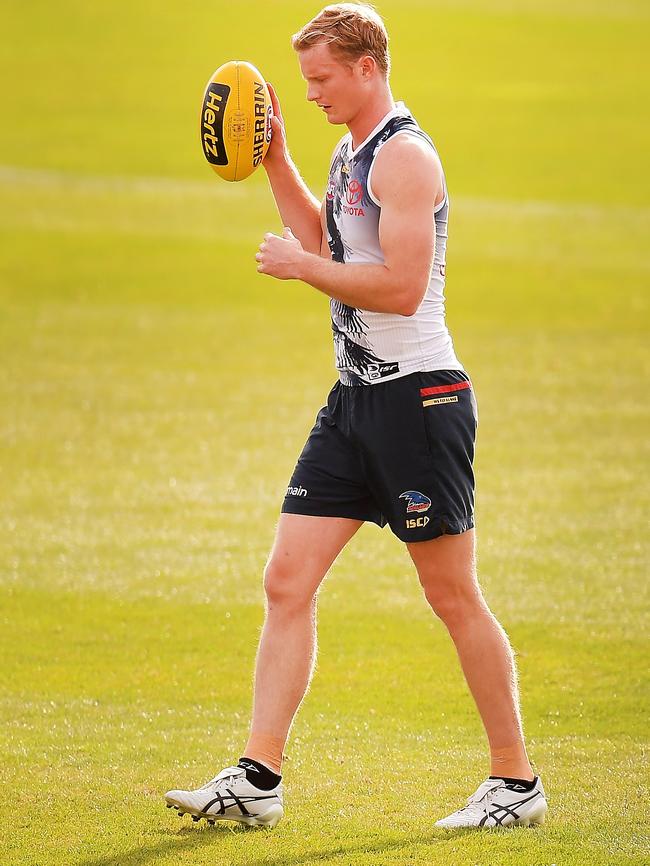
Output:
[{"xmin": 200, "ymin": 60, "xmax": 273, "ymax": 182}]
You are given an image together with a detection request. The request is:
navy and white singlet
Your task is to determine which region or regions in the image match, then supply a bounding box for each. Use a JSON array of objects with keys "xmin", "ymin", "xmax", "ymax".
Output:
[{"xmin": 325, "ymin": 102, "xmax": 463, "ymax": 385}]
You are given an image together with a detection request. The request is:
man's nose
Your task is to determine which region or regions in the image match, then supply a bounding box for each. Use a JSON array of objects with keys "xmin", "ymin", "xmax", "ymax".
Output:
[{"xmin": 306, "ymin": 85, "xmax": 320, "ymax": 102}]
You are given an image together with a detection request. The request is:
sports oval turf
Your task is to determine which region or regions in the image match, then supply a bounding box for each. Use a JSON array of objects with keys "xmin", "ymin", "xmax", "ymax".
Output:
[{"xmin": 0, "ymin": 1, "xmax": 648, "ymax": 864}]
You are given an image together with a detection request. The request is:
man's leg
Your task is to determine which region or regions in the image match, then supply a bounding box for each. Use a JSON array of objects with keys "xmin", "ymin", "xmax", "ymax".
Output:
[
  {"xmin": 243, "ymin": 513, "xmax": 363, "ymax": 773},
  {"xmin": 408, "ymin": 529, "xmax": 534, "ymax": 780},
  {"xmin": 163, "ymin": 512, "xmax": 362, "ymax": 826}
]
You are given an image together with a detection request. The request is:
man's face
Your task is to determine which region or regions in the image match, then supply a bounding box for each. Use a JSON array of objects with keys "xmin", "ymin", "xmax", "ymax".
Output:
[{"xmin": 298, "ymin": 41, "xmax": 366, "ymax": 125}]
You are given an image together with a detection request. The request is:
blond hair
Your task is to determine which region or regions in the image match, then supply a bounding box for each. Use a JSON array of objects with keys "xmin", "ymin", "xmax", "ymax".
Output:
[{"xmin": 292, "ymin": 3, "xmax": 390, "ymax": 78}]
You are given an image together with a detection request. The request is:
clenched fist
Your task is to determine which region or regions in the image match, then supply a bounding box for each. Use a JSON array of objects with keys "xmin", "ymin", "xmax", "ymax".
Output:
[{"xmin": 255, "ymin": 227, "xmax": 306, "ymax": 280}]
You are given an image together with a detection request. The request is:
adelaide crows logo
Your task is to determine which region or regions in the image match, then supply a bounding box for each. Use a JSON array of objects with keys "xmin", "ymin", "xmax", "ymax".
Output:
[{"xmin": 399, "ymin": 490, "xmax": 432, "ymax": 514}]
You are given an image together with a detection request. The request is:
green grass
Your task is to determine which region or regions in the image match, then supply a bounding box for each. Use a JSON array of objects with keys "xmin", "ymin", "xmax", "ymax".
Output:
[{"xmin": 1, "ymin": 1, "xmax": 648, "ymax": 864}]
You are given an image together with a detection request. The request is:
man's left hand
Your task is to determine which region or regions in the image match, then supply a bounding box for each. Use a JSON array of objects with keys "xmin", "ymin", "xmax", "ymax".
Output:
[{"xmin": 256, "ymin": 227, "xmax": 306, "ymax": 280}]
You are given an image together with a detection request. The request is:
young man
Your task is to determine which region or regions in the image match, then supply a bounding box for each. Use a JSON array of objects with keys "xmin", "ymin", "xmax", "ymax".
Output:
[{"xmin": 165, "ymin": 3, "xmax": 547, "ymax": 830}]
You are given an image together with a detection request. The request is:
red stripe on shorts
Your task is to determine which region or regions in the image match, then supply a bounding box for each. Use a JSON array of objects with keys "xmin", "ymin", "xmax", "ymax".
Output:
[{"xmin": 420, "ymin": 381, "xmax": 471, "ymax": 397}]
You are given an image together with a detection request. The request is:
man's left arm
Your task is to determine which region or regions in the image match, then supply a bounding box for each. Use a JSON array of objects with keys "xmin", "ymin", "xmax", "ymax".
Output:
[{"xmin": 256, "ymin": 136, "xmax": 443, "ymax": 317}]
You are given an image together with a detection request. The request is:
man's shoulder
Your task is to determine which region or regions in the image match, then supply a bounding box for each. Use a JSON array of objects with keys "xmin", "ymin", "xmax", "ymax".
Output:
[
  {"xmin": 371, "ymin": 130, "xmax": 443, "ymax": 205},
  {"xmin": 374, "ymin": 131, "xmax": 442, "ymax": 178}
]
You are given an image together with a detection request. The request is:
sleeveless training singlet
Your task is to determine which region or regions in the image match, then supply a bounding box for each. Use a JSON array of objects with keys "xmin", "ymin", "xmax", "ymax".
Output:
[{"xmin": 325, "ymin": 102, "xmax": 463, "ymax": 385}]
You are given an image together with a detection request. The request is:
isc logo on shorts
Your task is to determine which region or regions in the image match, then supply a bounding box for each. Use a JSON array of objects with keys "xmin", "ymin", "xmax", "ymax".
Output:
[{"xmin": 406, "ymin": 516, "xmax": 430, "ymax": 528}]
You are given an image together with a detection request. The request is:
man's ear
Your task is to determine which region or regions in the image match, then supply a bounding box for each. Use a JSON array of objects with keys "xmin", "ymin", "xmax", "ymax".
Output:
[{"xmin": 359, "ymin": 54, "xmax": 376, "ymax": 79}]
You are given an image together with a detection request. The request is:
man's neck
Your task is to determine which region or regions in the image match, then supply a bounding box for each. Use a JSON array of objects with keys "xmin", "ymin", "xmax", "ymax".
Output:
[{"xmin": 347, "ymin": 92, "xmax": 396, "ymax": 150}]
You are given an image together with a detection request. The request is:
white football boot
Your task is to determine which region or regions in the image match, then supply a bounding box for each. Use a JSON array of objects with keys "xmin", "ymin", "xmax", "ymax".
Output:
[
  {"xmin": 435, "ymin": 776, "xmax": 547, "ymax": 829},
  {"xmin": 164, "ymin": 765, "xmax": 284, "ymax": 828}
]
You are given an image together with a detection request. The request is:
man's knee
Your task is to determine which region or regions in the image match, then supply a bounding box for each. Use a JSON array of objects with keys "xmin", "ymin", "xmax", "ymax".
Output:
[
  {"xmin": 263, "ymin": 556, "xmax": 318, "ymax": 610},
  {"xmin": 422, "ymin": 579, "xmax": 487, "ymax": 627}
]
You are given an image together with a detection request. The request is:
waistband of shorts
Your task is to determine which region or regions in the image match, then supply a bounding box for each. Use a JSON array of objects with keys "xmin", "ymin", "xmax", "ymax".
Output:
[{"xmin": 337, "ymin": 369, "xmax": 469, "ymax": 389}]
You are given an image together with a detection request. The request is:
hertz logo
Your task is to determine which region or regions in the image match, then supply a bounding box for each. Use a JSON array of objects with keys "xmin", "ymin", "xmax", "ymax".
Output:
[{"xmin": 202, "ymin": 83, "xmax": 229, "ymax": 165}]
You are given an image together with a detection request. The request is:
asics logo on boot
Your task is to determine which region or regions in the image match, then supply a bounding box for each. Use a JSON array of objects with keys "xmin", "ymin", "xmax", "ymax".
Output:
[
  {"xmin": 202, "ymin": 789, "xmax": 276, "ymax": 817},
  {"xmin": 479, "ymin": 791, "xmax": 544, "ymax": 827}
]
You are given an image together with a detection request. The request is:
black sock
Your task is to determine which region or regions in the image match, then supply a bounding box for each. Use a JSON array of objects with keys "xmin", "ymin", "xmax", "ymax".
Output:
[
  {"xmin": 238, "ymin": 757, "xmax": 282, "ymax": 790},
  {"xmin": 489, "ymin": 774, "xmax": 537, "ymax": 792}
]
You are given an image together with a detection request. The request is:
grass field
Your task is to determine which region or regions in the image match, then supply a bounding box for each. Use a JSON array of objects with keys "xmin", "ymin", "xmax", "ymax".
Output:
[{"xmin": 1, "ymin": 1, "xmax": 649, "ymax": 864}]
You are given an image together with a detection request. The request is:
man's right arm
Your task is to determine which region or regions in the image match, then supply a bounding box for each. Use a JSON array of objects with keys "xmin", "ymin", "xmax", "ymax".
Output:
[{"xmin": 262, "ymin": 83, "xmax": 323, "ymax": 256}]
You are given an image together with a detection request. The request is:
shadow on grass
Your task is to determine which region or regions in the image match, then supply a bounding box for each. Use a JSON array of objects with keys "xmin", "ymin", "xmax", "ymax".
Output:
[
  {"xmin": 77, "ymin": 822, "xmax": 489, "ymax": 866},
  {"xmin": 77, "ymin": 826, "xmax": 223, "ymax": 866},
  {"xmin": 245, "ymin": 828, "xmax": 513, "ymax": 866}
]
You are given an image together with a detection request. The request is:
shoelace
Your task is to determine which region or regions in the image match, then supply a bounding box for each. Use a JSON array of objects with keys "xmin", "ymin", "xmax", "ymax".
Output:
[
  {"xmin": 199, "ymin": 769, "xmax": 241, "ymax": 792},
  {"xmin": 460, "ymin": 781, "xmax": 503, "ymax": 812}
]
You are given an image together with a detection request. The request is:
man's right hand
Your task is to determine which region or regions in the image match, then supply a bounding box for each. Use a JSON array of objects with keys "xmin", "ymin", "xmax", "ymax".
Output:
[{"xmin": 263, "ymin": 82, "xmax": 289, "ymax": 169}]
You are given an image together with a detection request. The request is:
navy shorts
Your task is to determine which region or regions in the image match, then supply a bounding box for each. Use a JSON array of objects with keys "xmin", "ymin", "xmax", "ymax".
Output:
[{"xmin": 281, "ymin": 370, "xmax": 478, "ymax": 542}]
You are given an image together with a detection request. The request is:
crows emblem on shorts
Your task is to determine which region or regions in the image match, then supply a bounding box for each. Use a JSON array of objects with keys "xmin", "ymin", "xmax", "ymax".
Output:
[{"xmin": 399, "ymin": 490, "xmax": 432, "ymax": 514}]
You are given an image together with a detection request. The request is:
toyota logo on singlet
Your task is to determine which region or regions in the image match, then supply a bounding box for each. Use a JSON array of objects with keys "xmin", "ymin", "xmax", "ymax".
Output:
[{"xmin": 346, "ymin": 180, "xmax": 363, "ymax": 205}]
